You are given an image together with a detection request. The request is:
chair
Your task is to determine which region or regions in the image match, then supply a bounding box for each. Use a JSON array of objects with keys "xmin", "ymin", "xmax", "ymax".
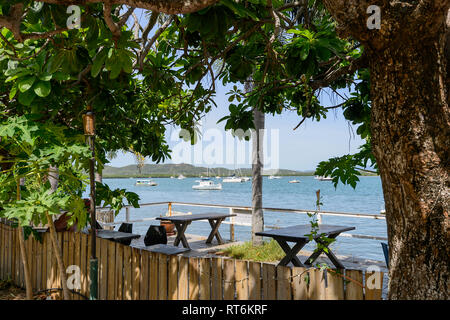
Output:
[
  {"xmin": 381, "ymin": 242, "xmax": 389, "ymax": 268},
  {"xmin": 118, "ymin": 222, "xmax": 132, "ymax": 233},
  {"xmin": 144, "ymin": 225, "xmax": 167, "ymax": 246},
  {"xmin": 115, "ymin": 223, "xmax": 133, "ymax": 246}
]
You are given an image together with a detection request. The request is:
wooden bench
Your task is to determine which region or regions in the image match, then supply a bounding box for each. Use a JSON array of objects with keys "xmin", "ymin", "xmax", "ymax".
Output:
[{"xmin": 133, "ymin": 244, "xmax": 190, "ymax": 255}]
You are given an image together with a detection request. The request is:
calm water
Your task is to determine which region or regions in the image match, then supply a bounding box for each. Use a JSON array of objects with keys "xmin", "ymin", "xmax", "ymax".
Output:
[{"xmin": 92, "ymin": 176, "xmax": 387, "ymax": 261}]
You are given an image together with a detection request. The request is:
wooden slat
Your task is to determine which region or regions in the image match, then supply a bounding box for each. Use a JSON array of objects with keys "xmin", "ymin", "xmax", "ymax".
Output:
[
  {"xmin": 345, "ymin": 269, "xmax": 364, "ymax": 300},
  {"xmin": 42, "ymin": 234, "xmax": 48, "ymax": 292},
  {"xmin": 149, "ymin": 252, "xmax": 158, "ymax": 300},
  {"xmin": 235, "ymin": 260, "xmax": 249, "ymax": 300},
  {"xmin": 7, "ymin": 224, "xmax": 12, "ymax": 278},
  {"xmin": 140, "ymin": 250, "xmax": 149, "ymax": 300},
  {"xmin": 168, "ymin": 255, "xmax": 179, "ymax": 300},
  {"xmin": 115, "ymin": 243, "xmax": 124, "ymax": 300},
  {"xmin": 158, "ymin": 253, "xmax": 168, "ymax": 300},
  {"xmin": 276, "ymin": 265, "xmax": 292, "ymax": 300},
  {"xmin": 73, "ymin": 233, "xmax": 81, "ymax": 299},
  {"xmin": 188, "ymin": 257, "xmax": 199, "ymax": 300},
  {"xmin": 14, "ymin": 229, "xmax": 20, "ymax": 287},
  {"xmin": 199, "ymin": 258, "xmax": 211, "ymax": 300},
  {"xmin": 248, "ymin": 261, "xmax": 262, "ymax": 300},
  {"xmin": 36, "ymin": 236, "xmax": 43, "ymax": 292},
  {"xmin": 325, "ymin": 269, "xmax": 345, "ymax": 300},
  {"xmin": 364, "ymin": 271, "xmax": 383, "ymax": 300},
  {"xmin": 13, "ymin": 228, "xmax": 18, "ymax": 285},
  {"xmin": 80, "ymin": 233, "xmax": 88, "ymax": 299},
  {"xmin": 107, "ymin": 241, "xmax": 116, "ymax": 300},
  {"xmin": 123, "ymin": 245, "xmax": 132, "ymax": 300},
  {"xmin": 55, "ymin": 232, "xmax": 63, "ymax": 298},
  {"xmin": 291, "ymin": 267, "xmax": 308, "ymax": 300},
  {"xmin": 223, "ymin": 259, "xmax": 235, "ymax": 300},
  {"xmin": 68, "ymin": 232, "xmax": 75, "ymax": 300},
  {"xmin": 131, "ymin": 247, "xmax": 141, "ymax": 300},
  {"xmin": 28, "ymin": 234, "xmax": 34, "ymax": 290},
  {"xmin": 210, "ymin": 257, "xmax": 223, "ymax": 300},
  {"xmin": 308, "ymin": 268, "xmax": 326, "ymax": 300},
  {"xmin": 178, "ymin": 256, "xmax": 189, "ymax": 300},
  {"xmin": 262, "ymin": 263, "xmax": 276, "ymax": 300},
  {"xmin": 0, "ymin": 224, "xmax": 4, "ymax": 279},
  {"xmin": 100, "ymin": 238, "xmax": 108, "ymax": 300}
]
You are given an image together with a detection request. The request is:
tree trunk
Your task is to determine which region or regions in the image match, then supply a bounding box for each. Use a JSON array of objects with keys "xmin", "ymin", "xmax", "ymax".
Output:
[
  {"xmin": 369, "ymin": 35, "xmax": 449, "ymax": 300},
  {"xmin": 249, "ymin": 79, "xmax": 265, "ymax": 246},
  {"xmin": 47, "ymin": 166, "xmax": 71, "ymax": 300},
  {"xmin": 321, "ymin": 1, "xmax": 449, "ymax": 299},
  {"xmin": 16, "ymin": 182, "xmax": 33, "ymax": 300}
]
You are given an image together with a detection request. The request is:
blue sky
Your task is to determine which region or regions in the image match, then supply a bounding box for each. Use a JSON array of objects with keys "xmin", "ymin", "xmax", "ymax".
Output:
[
  {"xmin": 109, "ymin": 11, "xmax": 365, "ymax": 171},
  {"xmin": 108, "ymin": 82, "xmax": 364, "ymax": 171}
]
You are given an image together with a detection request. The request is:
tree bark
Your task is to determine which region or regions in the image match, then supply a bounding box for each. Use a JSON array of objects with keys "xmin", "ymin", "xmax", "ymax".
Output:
[
  {"xmin": 322, "ymin": 1, "xmax": 449, "ymax": 299},
  {"xmin": 369, "ymin": 35, "xmax": 449, "ymax": 300},
  {"xmin": 249, "ymin": 80, "xmax": 265, "ymax": 246}
]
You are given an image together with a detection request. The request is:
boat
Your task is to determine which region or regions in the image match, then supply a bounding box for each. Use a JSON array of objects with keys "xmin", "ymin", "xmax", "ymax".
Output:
[
  {"xmin": 241, "ymin": 177, "xmax": 250, "ymax": 182},
  {"xmin": 268, "ymin": 175, "xmax": 281, "ymax": 179},
  {"xmin": 216, "ymin": 176, "xmax": 221, "ymax": 179},
  {"xmin": 177, "ymin": 174, "xmax": 186, "ymax": 180},
  {"xmin": 316, "ymin": 176, "xmax": 333, "ymax": 181},
  {"xmin": 223, "ymin": 174, "xmax": 244, "ymax": 183},
  {"xmin": 135, "ymin": 179, "xmax": 157, "ymax": 186},
  {"xmin": 288, "ymin": 180, "xmax": 300, "ymax": 183},
  {"xmin": 192, "ymin": 178, "xmax": 222, "ymax": 190},
  {"xmin": 170, "ymin": 176, "xmax": 174, "ymax": 179}
]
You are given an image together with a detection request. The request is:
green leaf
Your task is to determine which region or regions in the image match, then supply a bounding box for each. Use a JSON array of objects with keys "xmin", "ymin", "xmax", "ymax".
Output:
[
  {"xmin": 9, "ymin": 84, "xmax": 18, "ymax": 100},
  {"xmin": 38, "ymin": 72, "xmax": 52, "ymax": 81},
  {"xmin": 300, "ymin": 43, "xmax": 310, "ymax": 60},
  {"xmin": 91, "ymin": 47, "xmax": 109, "ymax": 77},
  {"xmin": 18, "ymin": 89, "xmax": 36, "ymax": 106},
  {"xmin": 33, "ymin": 81, "xmax": 51, "ymax": 97},
  {"xmin": 18, "ymin": 76, "xmax": 36, "ymax": 93}
]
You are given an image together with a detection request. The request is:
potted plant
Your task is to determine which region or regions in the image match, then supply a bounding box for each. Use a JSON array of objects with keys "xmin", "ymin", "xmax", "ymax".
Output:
[{"xmin": 160, "ymin": 218, "xmax": 176, "ymax": 236}]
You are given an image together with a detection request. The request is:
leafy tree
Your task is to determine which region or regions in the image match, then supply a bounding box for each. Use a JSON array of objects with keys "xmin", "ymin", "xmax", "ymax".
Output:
[{"xmin": 1, "ymin": 0, "xmax": 448, "ymax": 299}]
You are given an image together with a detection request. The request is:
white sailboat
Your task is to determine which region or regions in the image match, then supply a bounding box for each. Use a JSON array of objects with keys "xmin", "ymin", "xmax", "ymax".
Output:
[
  {"xmin": 135, "ymin": 179, "xmax": 157, "ymax": 186},
  {"xmin": 223, "ymin": 174, "xmax": 244, "ymax": 183},
  {"xmin": 288, "ymin": 179, "xmax": 300, "ymax": 183},
  {"xmin": 192, "ymin": 178, "xmax": 222, "ymax": 190},
  {"xmin": 268, "ymin": 175, "xmax": 281, "ymax": 179},
  {"xmin": 177, "ymin": 174, "xmax": 186, "ymax": 180},
  {"xmin": 316, "ymin": 176, "xmax": 333, "ymax": 181}
]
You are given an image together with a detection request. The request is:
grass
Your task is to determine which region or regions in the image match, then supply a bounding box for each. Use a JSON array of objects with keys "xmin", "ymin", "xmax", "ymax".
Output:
[{"xmin": 219, "ymin": 239, "xmax": 285, "ymax": 262}]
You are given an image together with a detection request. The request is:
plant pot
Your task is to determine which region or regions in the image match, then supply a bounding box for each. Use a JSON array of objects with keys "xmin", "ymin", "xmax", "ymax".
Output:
[{"xmin": 160, "ymin": 220, "xmax": 176, "ymax": 236}]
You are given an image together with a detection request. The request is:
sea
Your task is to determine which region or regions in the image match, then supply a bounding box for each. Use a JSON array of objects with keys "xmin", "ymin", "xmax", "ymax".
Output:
[{"xmin": 92, "ymin": 176, "xmax": 387, "ymax": 262}]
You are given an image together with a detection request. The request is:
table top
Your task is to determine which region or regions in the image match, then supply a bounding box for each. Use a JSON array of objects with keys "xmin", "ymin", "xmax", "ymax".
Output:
[
  {"xmin": 132, "ymin": 244, "xmax": 190, "ymax": 255},
  {"xmin": 96, "ymin": 229, "xmax": 141, "ymax": 240},
  {"xmin": 156, "ymin": 212, "xmax": 236, "ymax": 222},
  {"xmin": 255, "ymin": 224, "xmax": 355, "ymax": 242}
]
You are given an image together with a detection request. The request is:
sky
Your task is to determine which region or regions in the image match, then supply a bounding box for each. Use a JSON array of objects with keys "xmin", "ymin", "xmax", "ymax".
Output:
[
  {"xmin": 108, "ymin": 10, "xmax": 365, "ymax": 171},
  {"xmin": 108, "ymin": 82, "xmax": 364, "ymax": 171}
]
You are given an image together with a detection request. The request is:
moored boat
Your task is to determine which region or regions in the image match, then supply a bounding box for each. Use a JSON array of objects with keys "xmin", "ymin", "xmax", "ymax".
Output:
[
  {"xmin": 192, "ymin": 178, "xmax": 222, "ymax": 190},
  {"xmin": 135, "ymin": 179, "xmax": 157, "ymax": 186}
]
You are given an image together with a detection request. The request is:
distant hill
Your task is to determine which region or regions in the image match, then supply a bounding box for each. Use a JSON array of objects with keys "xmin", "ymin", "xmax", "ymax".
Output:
[{"xmin": 102, "ymin": 163, "xmax": 315, "ymax": 178}]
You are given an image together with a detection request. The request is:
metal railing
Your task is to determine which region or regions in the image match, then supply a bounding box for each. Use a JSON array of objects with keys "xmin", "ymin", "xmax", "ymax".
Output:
[{"xmin": 97, "ymin": 201, "xmax": 388, "ymax": 242}]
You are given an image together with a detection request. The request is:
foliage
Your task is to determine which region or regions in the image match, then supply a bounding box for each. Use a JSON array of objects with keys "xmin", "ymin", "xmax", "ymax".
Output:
[
  {"xmin": 96, "ymin": 182, "xmax": 140, "ymax": 215},
  {"xmin": 0, "ymin": 114, "xmax": 90, "ymax": 229},
  {"xmin": 220, "ymin": 239, "xmax": 285, "ymax": 262}
]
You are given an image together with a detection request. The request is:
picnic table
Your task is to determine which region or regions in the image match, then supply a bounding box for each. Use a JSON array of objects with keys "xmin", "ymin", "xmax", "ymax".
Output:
[
  {"xmin": 96, "ymin": 229, "xmax": 141, "ymax": 243},
  {"xmin": 255, "ymin": 224, "xmax": 355, "ymax": 269},
  {"xmin": 156, "ymin": 212, "xmax": 236, "ymax": 250}
]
